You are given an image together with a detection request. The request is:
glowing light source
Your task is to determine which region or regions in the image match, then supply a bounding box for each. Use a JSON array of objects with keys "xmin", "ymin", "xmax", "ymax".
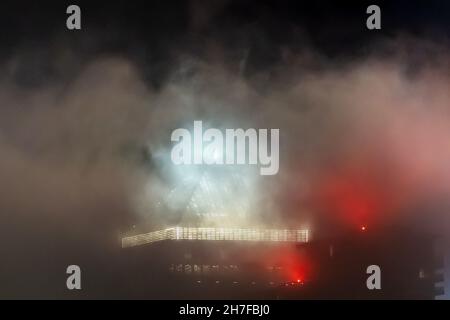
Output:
[
  {"xmin": 361, "ymin": 226, "xmax": 366, "ymax": 231},
  {"xmin": 122, "ymin": 227, "xmax": 309, "ymax": 248}
]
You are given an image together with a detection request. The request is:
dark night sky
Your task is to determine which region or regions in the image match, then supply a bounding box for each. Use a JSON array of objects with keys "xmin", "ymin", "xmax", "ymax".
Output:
[{"xmin": 0, "ymin": 0, "xmax": 449, "ymax": 87}]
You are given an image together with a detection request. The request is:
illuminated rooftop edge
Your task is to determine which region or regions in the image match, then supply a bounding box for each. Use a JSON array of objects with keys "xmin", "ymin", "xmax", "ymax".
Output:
[{"xmin": 122, "ymin": 227, "xmax": 309, "ymax": 248}]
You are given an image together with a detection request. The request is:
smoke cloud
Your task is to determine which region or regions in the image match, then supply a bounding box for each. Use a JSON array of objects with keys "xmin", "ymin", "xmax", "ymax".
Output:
[{"xmin": 0, "ymin": 27, "xmax": 449, "ymax": 297}]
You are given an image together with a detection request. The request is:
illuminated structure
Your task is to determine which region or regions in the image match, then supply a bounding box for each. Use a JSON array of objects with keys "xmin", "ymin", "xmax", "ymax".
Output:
[
  {"xmin": 120, "ymin": 225, "xmax": 444, "ymax": 299},
  {"xmin": 120, "ymin": 136, "xmax": 313, "ymax": 298},
  {"xmin": 122, "ymin": 227, "xmax": 309, "ymax": 248},
  {"xmin": 121, "ymin": 227, "xmax": 310, "ymax": 299},
  {"xmin": 123, "ymin": 137, "xmax": 443, "ymax": 299}
]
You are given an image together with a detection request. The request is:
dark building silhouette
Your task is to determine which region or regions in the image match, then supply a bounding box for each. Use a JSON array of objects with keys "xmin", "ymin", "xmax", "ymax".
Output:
[{"xmin": 120, "ymin": 226, "xmax": 444, "ymax": 299}]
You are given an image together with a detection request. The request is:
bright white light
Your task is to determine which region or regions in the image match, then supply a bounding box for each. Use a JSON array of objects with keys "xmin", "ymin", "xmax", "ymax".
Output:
[
  {"xmin": 122, "ymin": 227, "xmax": 309, "ymax": 247},
  {"xmin": 146, "ymin": 129, "xmax": 261, "ymax": 224}
]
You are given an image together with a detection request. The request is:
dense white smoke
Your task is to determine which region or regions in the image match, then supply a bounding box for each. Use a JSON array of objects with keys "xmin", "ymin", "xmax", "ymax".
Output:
[{"xmin": 0, "ymin": 36, "xmax": 449, "ymax": 297}]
